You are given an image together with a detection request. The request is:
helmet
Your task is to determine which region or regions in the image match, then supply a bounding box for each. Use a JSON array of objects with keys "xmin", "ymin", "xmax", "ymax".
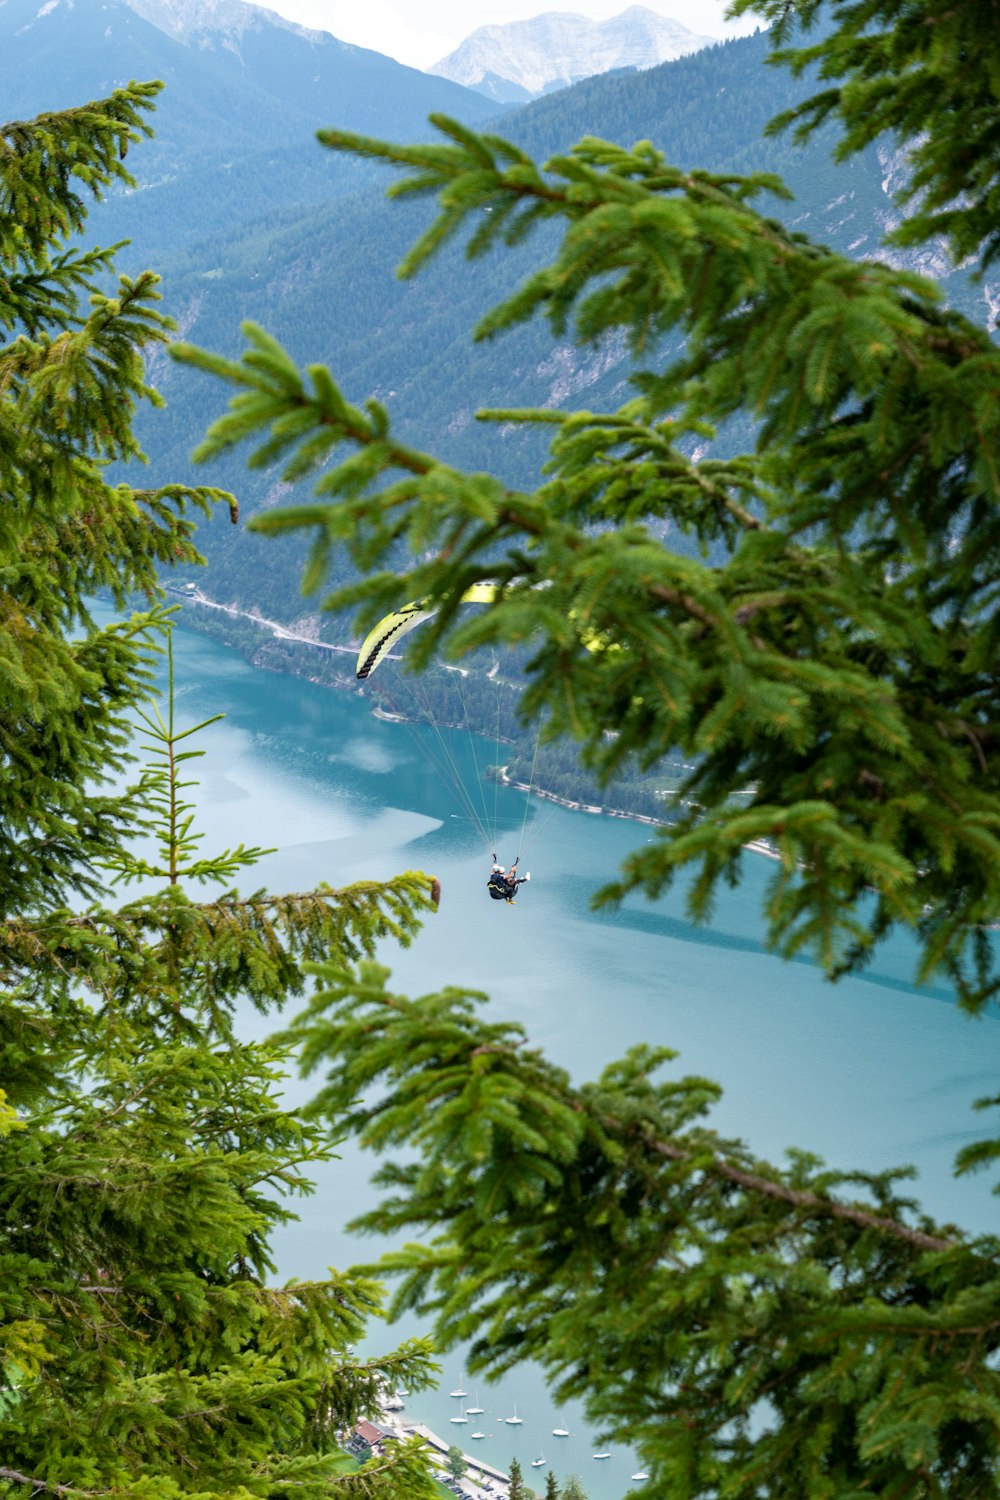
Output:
[{"xmin": 496, "ymin": 866, "xmax": 505, "ymax": 875}]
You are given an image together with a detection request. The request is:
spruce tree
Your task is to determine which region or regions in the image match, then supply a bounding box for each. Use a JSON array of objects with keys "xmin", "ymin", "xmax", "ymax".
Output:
[
  {"xmin": 0, "ymin": 89, "xmax": 442, "ymax": 1497},
  {"xmin": 543, "ymin": 1469, "xmax": 560, "ymax": 1500},
  {"xmin": 508, "ymin": 1457, "xmax": 528, "ymax": 1500}
]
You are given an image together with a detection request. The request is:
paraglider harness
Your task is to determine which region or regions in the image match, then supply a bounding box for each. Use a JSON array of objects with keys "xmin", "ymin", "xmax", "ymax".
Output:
[{"xmin": 488, "ymin": 857, "xmax": 528, "ymax": 904}]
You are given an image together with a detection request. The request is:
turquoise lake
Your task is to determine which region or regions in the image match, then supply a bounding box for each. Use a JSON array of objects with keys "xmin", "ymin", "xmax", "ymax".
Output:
[{"xmin": 106, "ymin": 606, "xmax": 998, "ymax": 1500}]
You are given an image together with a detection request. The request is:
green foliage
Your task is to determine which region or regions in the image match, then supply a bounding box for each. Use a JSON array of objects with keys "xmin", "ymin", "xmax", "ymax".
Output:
[
  {"xmin": 0, "ymin": 86, "xmax": 444, "ymax": 1499},
  {"xmin": 176, "ymin": 5, "xmax": 1000, "ymax": 1495},
  {"xmin": 102, "ymin": 632, "xmax": 274, "ymax": 887},
  {"xmin": 446, "ymin": 1444, "xmax": 467, "ymax": 1481},
  {"xmin": 0, "ymin": 81, "xmax": 233, "ymax": 917},
  {"xmin": 744, "ymin": 0, "xmax": 1000, "ymax": 267},
  {"xmin": 290, "ymin": 959, "xmax": 998, "ymax": 1498},
  {"xmin": 1, "ymin": 1021, "xmax": 433, "ymax": 1494},
  {"xmin": 0, "ymin": 84, "xmax": 159, "ymax": 259}
]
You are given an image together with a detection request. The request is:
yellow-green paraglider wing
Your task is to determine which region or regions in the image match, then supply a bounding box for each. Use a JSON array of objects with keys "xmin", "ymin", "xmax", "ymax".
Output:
[
  {"xmin": 355, "ymin": 603, "xmax": 434, "ymax": 680},
  {"xmin": 355, "ymin": 583, "xmax": 497, "ymax": 680}
]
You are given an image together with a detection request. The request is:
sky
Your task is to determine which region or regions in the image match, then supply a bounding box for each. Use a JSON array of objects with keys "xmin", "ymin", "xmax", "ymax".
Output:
[{"xmin": 259, "ymin": 1, "xmax": 761, "ymax": 71}]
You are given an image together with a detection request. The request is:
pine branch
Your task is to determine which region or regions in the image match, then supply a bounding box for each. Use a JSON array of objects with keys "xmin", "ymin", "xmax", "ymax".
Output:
[
  {"xmin": 284, "ymin": 963, "xmax": 1000, "ymax": 1488},
  {"xmin": 644, "ymin": 1134, "xmax": 954, "ymax": 1253},
  {"xmin": 296, "ymin": 965, "xmax": 959, "ymax": 1256},
  {"xmin": 0, "ymin": 83, "xmax": 161, "ymax": 257},
  {"xmin": 0, "ymin": 1469, "xmax": 101, "ymax": 1498}
]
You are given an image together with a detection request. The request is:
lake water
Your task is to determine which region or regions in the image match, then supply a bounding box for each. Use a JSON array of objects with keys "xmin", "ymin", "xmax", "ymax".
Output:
[{"xmin": 104, "ymin": 608, "xmax": 998, "ymax": 1499}]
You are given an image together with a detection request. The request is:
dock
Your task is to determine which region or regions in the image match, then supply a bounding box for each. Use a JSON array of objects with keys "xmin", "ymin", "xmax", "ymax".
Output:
[{"xmin": 402, "ymin": 1420, "xmax": 511, "ymax": 1485}]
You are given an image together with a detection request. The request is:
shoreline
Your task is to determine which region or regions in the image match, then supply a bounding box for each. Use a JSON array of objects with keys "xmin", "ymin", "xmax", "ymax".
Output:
[
  {"xmin": 376, "ymin": 1400, "xmax": 510, "ymax": 1497},
  {"xmin": 173, "ymin": 587, "xmax": 781, "ymax": 862},
  {"xmin": 172, "ymin": 586, "xmax": 358, "ymax": 658},
  {"xmin": 497, "ymin": 769, "xmax": 781, "ymax": 862}
]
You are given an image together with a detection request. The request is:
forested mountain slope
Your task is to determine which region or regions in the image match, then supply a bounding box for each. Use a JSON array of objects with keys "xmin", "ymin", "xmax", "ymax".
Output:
[
  {"xmin": 136, "ymin": 26, "xmax": 998, "ymax": 637},
  {"xmin": 0, "ymin": 0, "xmax": 496, "ymax": 262}
]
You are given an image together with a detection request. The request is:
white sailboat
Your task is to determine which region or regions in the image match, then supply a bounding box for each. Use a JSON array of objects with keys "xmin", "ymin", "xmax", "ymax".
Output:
[
  {"xmin": 531, "ymin": 1454, "xmax": 546, "ymax": 1469},
  {"xmin": 552, "ymin": 1427, "xmax": 570, "ymax": 1437},
  {"xmin": 593, "ymin": 1450, "xmax": 611, "ymax": 1460},
  {"xmin": 450, "ymin": 1404, "xmax": 469, "ymax": 1425},
  {"xmin": 504, "ymin": 1403, "xmax": 524, "ymax": 1426},
  {"xmin": 631, "ymin": 1473, "xmax": 650, "ymax": 1482},
  {"xmin": 449, "ymin": 1373, "xmax": 468, "ymax": 1398},
  {"xmin": 466, "ymin": 1388, "xmax": 484, "ymax": 1415},
  {"xmin": 470, "ymin": 1431, "xmax": 486, "ymax": 1440}
]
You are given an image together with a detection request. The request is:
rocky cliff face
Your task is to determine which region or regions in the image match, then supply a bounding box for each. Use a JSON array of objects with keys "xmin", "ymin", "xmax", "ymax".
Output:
[{"xmin": 429, "ymin": 6, "xmax": 718, "ymax": 100}]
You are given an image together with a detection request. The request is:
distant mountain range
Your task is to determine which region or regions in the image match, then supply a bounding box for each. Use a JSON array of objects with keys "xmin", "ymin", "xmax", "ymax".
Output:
[
  {"xmin": 429, "ymin": 6, "xmax": 718, "ymax": 102},
  {"xmin": 0, "ymin": 0, "xmax": 495, "ymax": 261}
]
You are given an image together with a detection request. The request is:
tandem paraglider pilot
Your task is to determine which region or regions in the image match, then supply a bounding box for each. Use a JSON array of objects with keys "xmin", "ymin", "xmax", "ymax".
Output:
[{"xmin": 488, "ymin": 860, "xmax": 530, "ymax": 905}]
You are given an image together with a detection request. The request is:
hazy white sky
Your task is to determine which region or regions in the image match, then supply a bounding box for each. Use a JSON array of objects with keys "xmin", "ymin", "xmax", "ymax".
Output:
[{"xmin": 261, "ymin": 1, "xmax": 760, "ymax": 71}]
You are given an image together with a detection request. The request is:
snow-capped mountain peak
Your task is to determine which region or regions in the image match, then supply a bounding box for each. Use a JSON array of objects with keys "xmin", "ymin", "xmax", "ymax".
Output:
[
  {"xmin": 430, "ymin": 6, "xmax": 718, "ymax": 101},
  {"xmin": 121, "ymin": 0, "xmax": 322, "ymax": 48}
]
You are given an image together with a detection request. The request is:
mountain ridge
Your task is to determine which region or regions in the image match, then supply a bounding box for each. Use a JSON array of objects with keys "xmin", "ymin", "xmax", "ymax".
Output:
[
  {"xmin": 121, "ymin": 0, "xmax": 324, "ymax": 46},
  {"xmin": 430, "ymin": 6, "xmax": 718, "ymax": 101}
]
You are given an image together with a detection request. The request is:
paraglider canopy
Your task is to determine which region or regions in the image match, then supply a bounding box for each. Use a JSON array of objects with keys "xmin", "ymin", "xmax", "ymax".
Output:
[
  {"xmin": 354, "ymin": 583, "xmax": 550, "ymax": 884},
  {"xmin": 356, "ymin": 583, "xmax": 497, "ymax": 680}
]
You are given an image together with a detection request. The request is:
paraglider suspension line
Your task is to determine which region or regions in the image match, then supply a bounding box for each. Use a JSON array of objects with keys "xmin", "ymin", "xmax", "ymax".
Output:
[{"xmin": 516, "ymin": 717, "xmax": 543, "ymax": 859}]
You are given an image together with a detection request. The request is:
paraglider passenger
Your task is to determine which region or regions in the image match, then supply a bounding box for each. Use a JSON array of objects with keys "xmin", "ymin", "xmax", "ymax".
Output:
[{"xmin": 487, "ymin": 861, "xmax": 530, "ymax": 904}]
